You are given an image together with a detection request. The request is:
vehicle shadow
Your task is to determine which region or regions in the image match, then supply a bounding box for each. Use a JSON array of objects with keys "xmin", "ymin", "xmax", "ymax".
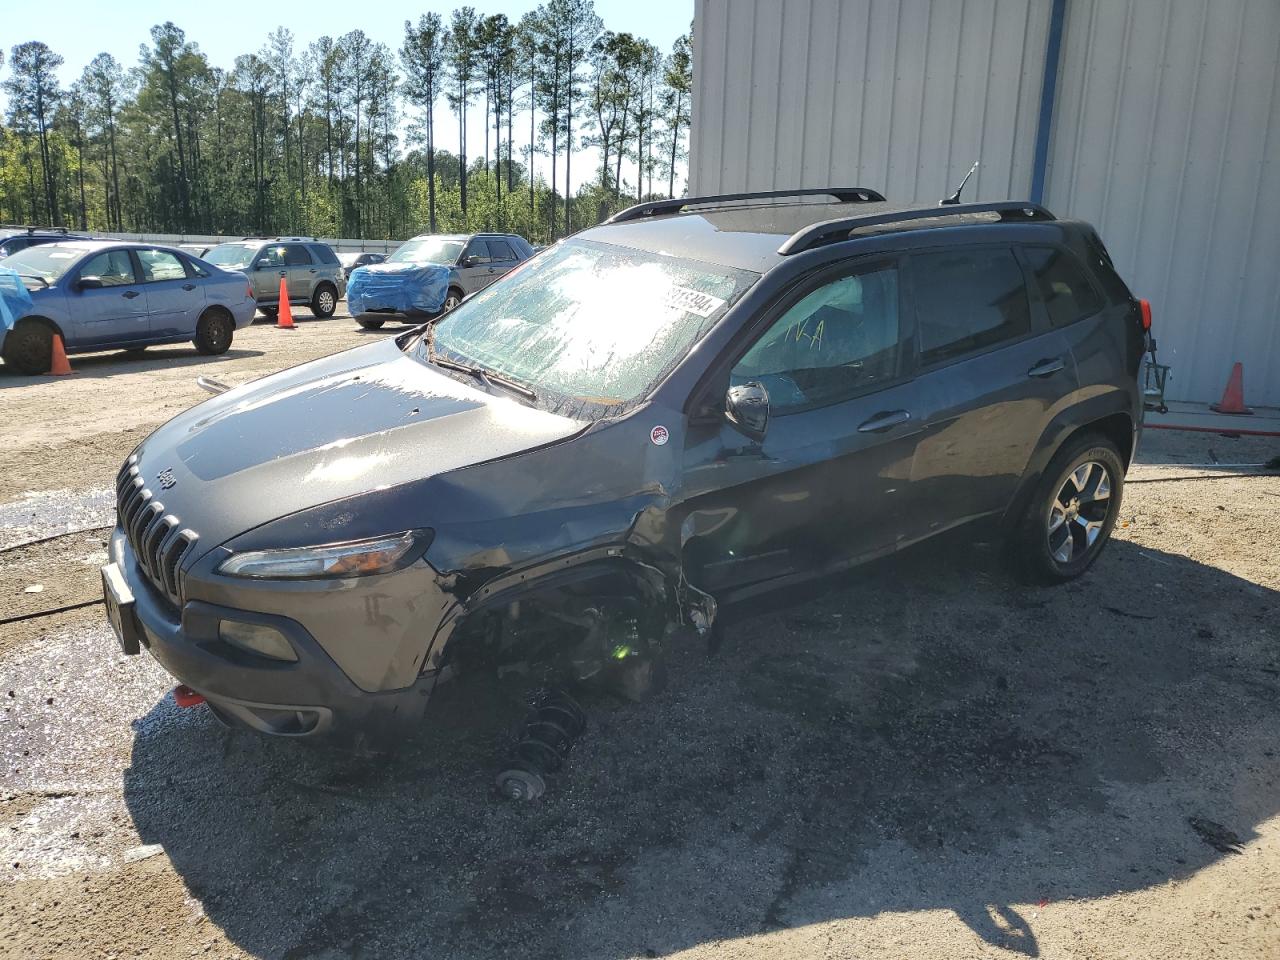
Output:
[
  {"xmin": 122, "ymin": 537, "xmax": 1279, "ymax": 959},
  {"xmin": 0, "ymin": 347, "xmax": 264, "ymax": 385}
]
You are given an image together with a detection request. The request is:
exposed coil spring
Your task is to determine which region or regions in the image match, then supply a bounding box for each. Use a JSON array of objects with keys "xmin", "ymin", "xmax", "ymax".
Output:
[{"xmin": 495, "ymin": 688, "xmax": 587, "ymax": 800}]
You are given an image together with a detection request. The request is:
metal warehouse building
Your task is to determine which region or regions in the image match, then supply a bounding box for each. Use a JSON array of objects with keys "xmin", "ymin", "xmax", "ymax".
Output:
[{"xmin": 690, "ymin": 0, "xmax": 1280, "ymax": 406}]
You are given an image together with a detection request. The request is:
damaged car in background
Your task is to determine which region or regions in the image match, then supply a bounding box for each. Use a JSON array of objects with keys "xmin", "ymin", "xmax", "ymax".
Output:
[{"xmin": 101, "ymin": 187, "xmax": 1152, "ymax": 797}]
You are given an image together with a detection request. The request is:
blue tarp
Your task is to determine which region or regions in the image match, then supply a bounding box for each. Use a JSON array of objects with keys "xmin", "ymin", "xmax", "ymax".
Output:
[
  {"xmin": 346, "ymin": 261, "xmax": 451, "ymax": 316},
  {"xmin": 0, "ymin": 265, "xmax": 34, "ymax": 336}
]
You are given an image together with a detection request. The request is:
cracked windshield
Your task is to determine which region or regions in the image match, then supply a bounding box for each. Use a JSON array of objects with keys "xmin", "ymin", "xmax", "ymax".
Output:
[{"xmin": 429, "ymin": 240, "xmax": 756, "ymax": 406}]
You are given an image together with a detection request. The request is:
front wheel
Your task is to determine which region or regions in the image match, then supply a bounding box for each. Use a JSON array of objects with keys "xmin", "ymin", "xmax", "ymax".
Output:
[
  {"xmin": 441, "ymin": 288, "xmax": 463, "ymax": 313},
  {"xmin": 258, "ymin": 306, "xmax": 278, "ymax": 322},
  {"xmin": 1007, "ymin": 435, "xmax": 1125, "ymax": 584},
  {"xmin": 1, "ymin": 321, "xmax": 54, "ymax": 374},
  {"xmin": 194, "ymin": 310, "xmax": 234, "ymax": 356},
  {"xmin": 311, "ymin": 284, "xmax": 338, "ymax": 318},
  {"xmin": 357, "ymin": 318, "xmax": 385, "ymax": 330}
]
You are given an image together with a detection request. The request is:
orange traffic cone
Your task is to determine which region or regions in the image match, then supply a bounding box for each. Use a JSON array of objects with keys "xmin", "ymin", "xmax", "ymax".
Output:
[
  {"xmin": 48, "ymin": 333, "xmax": 73, "ymax": 375},
  {"xmin": 1209, "ymin": 362, "xmax": 1253, "ymax": 415},
  {"xmin": 276, "ymin": 277, "xmax": 295, "ymax": 329}
]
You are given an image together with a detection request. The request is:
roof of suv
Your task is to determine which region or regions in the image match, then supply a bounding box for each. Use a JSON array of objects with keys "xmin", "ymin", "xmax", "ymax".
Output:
[
  {"xmin": 19, "ymin": 239, "xmax": 174, "ymax": 254},
  {"xmin": 406, "ymin": 232, "xmax": 524, "ymax": 241},
  {"xmin": 576, "ymin": 190, "xmax": 1064, "ymax": 273}
]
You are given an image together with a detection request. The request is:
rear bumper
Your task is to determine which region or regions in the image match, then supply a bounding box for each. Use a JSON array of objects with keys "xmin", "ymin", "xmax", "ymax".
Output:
[
  {"xmin": 354, "ymin": 308, "xmax": 433, "ymax": 322},
  {"xmin": 108, "ymin": 527, "xmax": 436, "ymax": 739}
]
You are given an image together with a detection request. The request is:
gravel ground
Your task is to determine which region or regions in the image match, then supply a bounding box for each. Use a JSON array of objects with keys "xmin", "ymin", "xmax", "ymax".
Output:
[{"xmin": 1, "ymin": 320, "xmax": 1278, "ymax": 959}]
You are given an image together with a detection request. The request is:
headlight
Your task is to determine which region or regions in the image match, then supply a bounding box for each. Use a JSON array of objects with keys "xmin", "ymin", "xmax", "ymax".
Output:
[{"xmin": 217, "ymin": 531, "xmax": 427, "ymax": 580}]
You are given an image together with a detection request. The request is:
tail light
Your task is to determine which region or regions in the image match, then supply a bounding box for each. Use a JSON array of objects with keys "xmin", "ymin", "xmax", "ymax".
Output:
[
  {"xmin": 247, "ymin": 280, "xmax": 255, "ymax": 300},
  {"xmin": 1139, "ymin": 299, "xmax": 1152, "ymax": 331}
]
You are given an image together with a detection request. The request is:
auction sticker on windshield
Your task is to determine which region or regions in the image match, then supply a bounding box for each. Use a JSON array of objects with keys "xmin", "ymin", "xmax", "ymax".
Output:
[{"xmin": 665, "ymin": 285, "xmax": 726, "ymax": 318}]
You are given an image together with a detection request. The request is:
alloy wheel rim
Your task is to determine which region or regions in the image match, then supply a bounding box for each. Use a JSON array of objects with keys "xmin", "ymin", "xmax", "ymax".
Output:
[
  {"xmin": 1047, "ymin": 460, "xmax": 1112, "ymax": 564},
  {"xmin": 319, "ymin": 290, "xmax": 335, "ymax": 313},
  {"xmin": 444, "ymin": 295, "xmax": 460, "ymax": 311}
]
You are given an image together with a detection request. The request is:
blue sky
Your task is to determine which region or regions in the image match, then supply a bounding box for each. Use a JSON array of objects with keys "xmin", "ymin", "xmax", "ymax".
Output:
[{"xmin": 3, "ymin": 0, "xmax": 694, "ymax": 192}]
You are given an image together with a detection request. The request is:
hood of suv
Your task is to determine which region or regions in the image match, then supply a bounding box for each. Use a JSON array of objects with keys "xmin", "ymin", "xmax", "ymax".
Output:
[
  {"xmin": 357, "ymin": 260, "xmax": 457, "ymax": 277},
  {"xmin": 128, "ymin": 337, "xmax": 584, "ymax": 555}
]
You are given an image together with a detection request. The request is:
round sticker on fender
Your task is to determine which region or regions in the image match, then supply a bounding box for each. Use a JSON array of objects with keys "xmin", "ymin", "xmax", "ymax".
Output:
[{"xmin": 650, "ymin": 425, "xmax": 669, "ymax": 446}]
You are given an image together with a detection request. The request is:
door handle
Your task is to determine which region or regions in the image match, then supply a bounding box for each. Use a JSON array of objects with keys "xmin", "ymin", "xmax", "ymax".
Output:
[
  {"xmin": 487, "ymin": 267, "xmax": 496, "ymax": 273},
  {"xmin": 857, "ymin": 410, "xmax": 911, "ymax": 433},
  {"xmin": 182, "ymin": 283, "xmax": 195, "ymax": 291},
  {"xmin": 309, "ymin": 268, "xmax": 316, "ymax": 274},
  {"xmin": 279, "ymin": 270, "xmax": 287, "ymax": 277},
  {"xmin": 1027, "ymin": 357, "xmax": 1066, "ymax": 378},
  {"xmin": 122, "ymin": 290, "xmax": 140, "ymax": 299}
]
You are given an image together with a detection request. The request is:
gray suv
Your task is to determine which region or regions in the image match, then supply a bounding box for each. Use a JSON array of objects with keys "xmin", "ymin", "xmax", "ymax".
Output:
[
  {"xmin": 203, "ymin": 237, "xmax": 346, "ymax": 319},
  {"xmin": 353, "ymin": 232, "xmax": 534, "ymax": 329},
  {"xmin": 102, "ymin": 188, "xmax": 1150, "ymax": 754}
]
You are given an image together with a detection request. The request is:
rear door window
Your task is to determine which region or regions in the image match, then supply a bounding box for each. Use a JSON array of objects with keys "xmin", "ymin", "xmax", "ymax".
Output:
[
  {"xmin": 912, "ymin": 248, "xmax": 1032, "ymax": 366},
  {"xmin": 284, "ymin": 244, "xmax": 313, "ymax": 266},
  {"xmin": 487, "ymin": 239, "xmax": 515, "ymax": 262},
  {"xmin": 136, "ymin": 249, "xmax": 189, "ymax": 282},
  {"xmin": 309, "ymin": 244, "xmax": 339, "ymax": 265},
  {"xmin": 1024, "ymin": 246, "xmax": 1104, "ymax": 327}
]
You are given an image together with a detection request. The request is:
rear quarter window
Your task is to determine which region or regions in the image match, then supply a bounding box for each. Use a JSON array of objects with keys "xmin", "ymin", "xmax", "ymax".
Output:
[{"xmin": 1024, "ymin": 245, "xmax": 1105, "ymax": 327}]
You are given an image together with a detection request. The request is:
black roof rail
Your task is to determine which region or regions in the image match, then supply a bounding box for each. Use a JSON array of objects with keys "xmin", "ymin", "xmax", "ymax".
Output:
[
  {"xmin": 606, "ymin": 187, "xmax": 887, "ymax": 224},
  {"xmin": 777, "ymin": 201, "xmax": 1055, "ymax": 255}
]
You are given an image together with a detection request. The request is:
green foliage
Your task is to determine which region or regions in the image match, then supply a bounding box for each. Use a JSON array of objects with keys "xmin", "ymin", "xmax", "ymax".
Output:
[{"xmin": 0, "ymin": 10, "xmax": 691, "ymax": 240}]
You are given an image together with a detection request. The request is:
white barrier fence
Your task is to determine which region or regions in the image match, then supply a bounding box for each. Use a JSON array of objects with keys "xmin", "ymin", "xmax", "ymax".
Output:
[{"xmin": 93, "ymin": 233, "xmax": 407, "ymax": 254}]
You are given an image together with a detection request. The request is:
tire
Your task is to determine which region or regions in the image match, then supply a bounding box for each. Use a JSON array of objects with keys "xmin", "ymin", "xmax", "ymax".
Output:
[
  {"xmin": 310, "ymin": 283, "xmax": 338, "ymax": 318},
  {"xmin": 441, "ymin": 288, "xmax": 463, "ymax": 313},
  {"xmin": 357, "ymin": 318, "xmax": 386, "ymax": 330},
  {"xmin": 259, "ymin": 306, "xmax": 278, "ymax": 321},
  {"xmin": 1, "ymin": 320, "xmax": 54, "ymax": 375},
  {"xmin": 193, "ymin": 310, "xmax": 234, "ymax": 356},
  {"xmin": 1007, "ymin": 434, "xmax": 1125, "ymax": 584}
]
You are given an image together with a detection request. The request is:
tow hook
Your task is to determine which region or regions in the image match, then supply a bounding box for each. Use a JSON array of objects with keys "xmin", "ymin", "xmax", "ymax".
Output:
[
  {"xmin": 495, "ymin": 688, "xmax": 587, "ymax": 801},
  {"xmin": 172, "ymin": 685, "xmax": 206, "ymax": 708}
]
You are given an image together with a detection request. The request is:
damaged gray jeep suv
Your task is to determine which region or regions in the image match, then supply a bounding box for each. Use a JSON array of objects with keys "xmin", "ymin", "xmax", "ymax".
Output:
[{"xmin": 102, "ymin": 188, "xmax": 1151, "ymax": 743}]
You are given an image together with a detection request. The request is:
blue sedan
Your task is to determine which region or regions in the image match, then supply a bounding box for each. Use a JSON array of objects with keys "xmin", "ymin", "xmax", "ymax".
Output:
[{"xmin": 0, "ymin": 240, "xmax": 257, "ymax": 374}]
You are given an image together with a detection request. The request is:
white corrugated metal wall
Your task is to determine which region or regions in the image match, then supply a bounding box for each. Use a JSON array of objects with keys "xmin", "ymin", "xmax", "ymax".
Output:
[
  {"xmin": 1043, "ymin": 0, "xmax": 1280, "ymax": 406},
  {"xmin": 691, "ymin": 0, "xmax": 1280, "ymax": 405},
  {"xmin": 692, "ymin": 0, "xmax": 1053, "ymax": 203}
]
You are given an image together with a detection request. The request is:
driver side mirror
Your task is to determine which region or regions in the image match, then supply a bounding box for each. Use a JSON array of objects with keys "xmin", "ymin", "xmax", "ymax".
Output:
[
  {"xmin": 725, "ymin": 382, "xmax": 770, "ymax": 442},
  {"xmin": 460, "ymin": 255, "xmax": 476, "ymax": 268},
  {"xmin": 77, "ymin": 276, "xmax": 105, "ymax": 290}
]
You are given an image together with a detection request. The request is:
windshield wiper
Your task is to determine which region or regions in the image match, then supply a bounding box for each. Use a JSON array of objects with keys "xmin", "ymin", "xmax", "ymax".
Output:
[{"xmin": 431, "ymin": 353, "xmax": 537, "ymax": 401}]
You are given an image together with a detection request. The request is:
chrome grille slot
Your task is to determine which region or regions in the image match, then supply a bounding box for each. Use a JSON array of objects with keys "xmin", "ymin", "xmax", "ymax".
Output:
[
  {"xmin": 143, "ymin": 514, "xmax": 178, "ymax": 580},
  {"xmin": 113, "ymin": 455, "xmax": 198, "ymax": 608},
  {"xmin": 129, "ymin": 494, "xmax": 158, "ymax": 549},
  {"xmin": 119, "ymin": 477, "xmax": 145, "ymax": 529},
  {"xmin": 159, "ymin": 530, "xmax": 196, "ymax": 597},
  {"xmin": 135, "ymin": 503, "xmax": 166, "ymax": 576}
]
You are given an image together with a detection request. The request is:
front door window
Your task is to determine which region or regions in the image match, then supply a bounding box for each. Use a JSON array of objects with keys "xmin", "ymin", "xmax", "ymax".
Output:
[{"xmin": 732, "ymin": 263, "xmax": 902, "ymax": 411}]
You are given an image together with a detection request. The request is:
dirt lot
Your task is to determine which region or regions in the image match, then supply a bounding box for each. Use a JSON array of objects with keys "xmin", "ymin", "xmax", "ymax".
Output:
[{"xmin": 2, "ymin": 315, "xmax": 1278, "ymax": 959}]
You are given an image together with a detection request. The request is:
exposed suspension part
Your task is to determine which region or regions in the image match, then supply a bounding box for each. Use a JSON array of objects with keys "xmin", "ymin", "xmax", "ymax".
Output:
[{"xmin": 495, "ymin": 687, "xmax": 587, "ymax": 801}]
